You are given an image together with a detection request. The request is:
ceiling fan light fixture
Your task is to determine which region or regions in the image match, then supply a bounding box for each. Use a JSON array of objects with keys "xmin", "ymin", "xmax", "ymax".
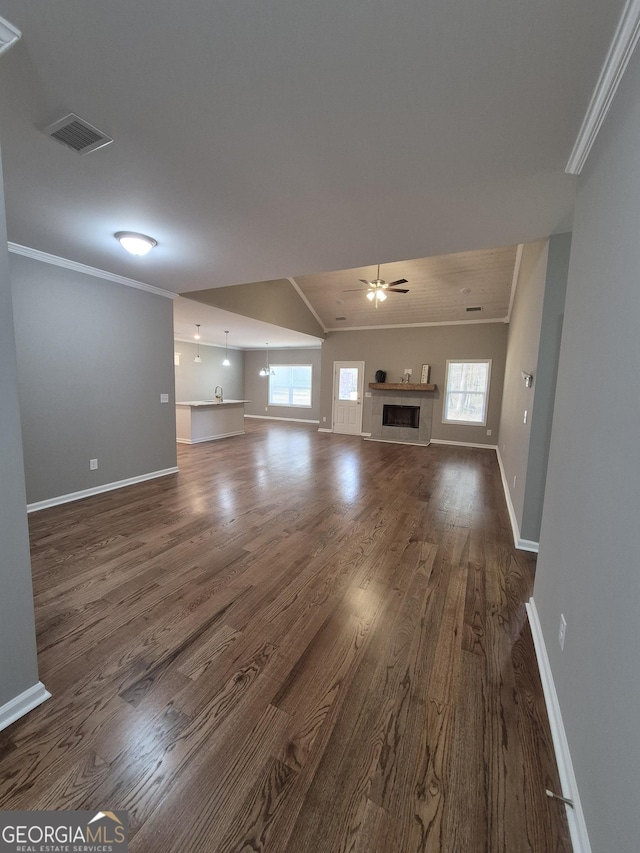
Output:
[
  {"xmin": 366, "ymin": 290, "xmax": 375, "ymax": 302},
  {"xmin": 377, "ymin": 290, "xmax": 387, "ymax": 302},
  {"xmin": 115, "ymin": 231, "xmax": 157, "ymax": 256}
]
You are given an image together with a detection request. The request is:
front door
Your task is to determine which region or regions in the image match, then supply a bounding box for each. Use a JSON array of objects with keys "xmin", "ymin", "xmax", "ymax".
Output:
[{"xmin": 332, "ymin": 361, "xmax": 364, "ymax": 435}]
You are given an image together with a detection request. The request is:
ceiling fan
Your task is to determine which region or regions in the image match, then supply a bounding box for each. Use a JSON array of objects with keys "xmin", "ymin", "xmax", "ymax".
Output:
[{"xmin": 344, "ymin": 263, "xmax": 410, "ymax": 307}]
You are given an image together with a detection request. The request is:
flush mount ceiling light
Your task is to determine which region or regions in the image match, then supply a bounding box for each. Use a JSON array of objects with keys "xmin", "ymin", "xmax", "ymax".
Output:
[
  {"xmin": 114, "ymin": 231, "xmax": 157, "ymax": 256},
  {"xmin": 194, "ymin": 325, "xmax": 202, "ymax": 363},
  {"xmin": 222, "ymin": 331, "xmax": 231, "ymax": 366},
  {"xmin": 259, "ymin": 343, "xmax": 275, "ymax": 377}
]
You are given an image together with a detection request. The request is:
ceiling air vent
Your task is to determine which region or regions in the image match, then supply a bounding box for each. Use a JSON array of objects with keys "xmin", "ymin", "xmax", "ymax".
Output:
[
  {"xmin": 466, "ymin": 306, "xmax": 482, "ymax": 312},
  {"xmin": 335, "ymin": 316, "xmax": 347, "ymax": 321},
  {"xmin": 44, "ymin": 113, "xmax": 113, "ymax": 155},
  {"xmin": 0, "ymin": 15, "xmax": 21, "ymax": 56}
]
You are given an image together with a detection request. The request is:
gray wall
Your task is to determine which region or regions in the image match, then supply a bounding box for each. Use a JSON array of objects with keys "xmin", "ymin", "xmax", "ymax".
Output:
[
  {"xmin": 11, "ymin": 255, "xmax": 177, "ymax": 504},
  {"xmin": 181, "ymin": 280, "xmax": 325, "ymax": 338},
  {"xmin": 174, "ymin": 341, "xmax": 245, "ymax": 402},
  {"xmin": 0, "ymin": 150, "xmax": 41, "ymax": 707},
  {"xmin": 498, "ymin": 235, "xmax": 570, "ymax": 541},
  {"xmin": 319, "ymin": 324, "xmax": 508, "ymax": 442},
  {"xmin": 534, "ymin": 47, "xmax": 640, "ymax": 852},
  {"xmin": 244, "ymin": 348, "xmax": 322, "ymax": 421},
  {"xmin": 498, "ymin": 240, "xmax": 548, "ymax": 529},
  {"xmin": 521, "ymin": 233, "xmax": 570, "ymax": 540}
]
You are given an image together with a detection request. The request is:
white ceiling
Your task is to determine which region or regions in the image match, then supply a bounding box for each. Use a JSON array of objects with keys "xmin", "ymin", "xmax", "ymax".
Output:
[
  {"xmin": 0, "ymin": 0, "xmax": 624, "ymax": 341},
  {"xmin": 173, "ymin": 296, "xmax": 323, "ymax": 349}
]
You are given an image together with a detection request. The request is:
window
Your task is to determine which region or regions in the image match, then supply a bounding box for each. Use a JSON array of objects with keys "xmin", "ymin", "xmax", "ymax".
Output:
[
  {"xmin": 269, "ymin": 364, "xmax": 313, "ymax": 407},
  {"xmin": 443, "ymin": 359, "xmax": 492, "ymax": 425}
]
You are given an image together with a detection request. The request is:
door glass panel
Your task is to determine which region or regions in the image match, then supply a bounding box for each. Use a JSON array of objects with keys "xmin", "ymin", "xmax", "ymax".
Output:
[{"xmin": 338, "ymin": 367, "xmax": 359, "ymax": 401}]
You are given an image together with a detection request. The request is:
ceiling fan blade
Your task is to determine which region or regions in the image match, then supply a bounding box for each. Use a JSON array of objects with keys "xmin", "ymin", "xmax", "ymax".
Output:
[
  {"xmin": 388, "ymin": 278, "xmax": 408, "ymax": 287},
  {"xmin": 343, "ymin": 287, "xmax": 368, "ymax": 292},
  {"xmin": 388, "ymin": 288, "xmax": 409, "ymax": 294},
  {"xmin": 358, "ymin": 279, "xmax": 373, "ymax": 286}
]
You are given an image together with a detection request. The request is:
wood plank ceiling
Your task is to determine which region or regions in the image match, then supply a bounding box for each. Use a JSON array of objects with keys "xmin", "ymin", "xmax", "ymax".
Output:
[{"xmin": 294, "ymin": 245, "xmax": 518, "ymax": 330}]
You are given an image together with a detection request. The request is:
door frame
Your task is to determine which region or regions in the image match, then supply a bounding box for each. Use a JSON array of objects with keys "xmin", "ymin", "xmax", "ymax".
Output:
[{"xmin": 331, "ymin": 361, "xmax": 365, "ymax": 435}]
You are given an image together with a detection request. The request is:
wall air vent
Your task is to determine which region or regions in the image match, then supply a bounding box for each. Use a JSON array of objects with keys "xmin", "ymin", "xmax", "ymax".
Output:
[
  {"xmin": 335, "ymin": 316, "xmax": 347, "ymax": 321},
  {"xmin": 466, "ymin": 306, "xmax": 482, "ymax": 312},
  {"xmin": 43, "ymin": 113, "xmax": 113, "ymax": 155}
]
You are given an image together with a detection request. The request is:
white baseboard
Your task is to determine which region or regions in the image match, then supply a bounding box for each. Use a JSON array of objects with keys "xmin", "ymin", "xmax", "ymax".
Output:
[
  {"xmin": 495, "ymin": 448, "xmax": 539, "ymax": 553},
  {"xmin": 0, "ymin": 681, "xmax": 50, "ymax": 733},
  {"xmin": 317, "ymin": 428, "xmax": 333, "ymax": 433},
  {"xmin": 360, "ymin": 432, "xmax": 371, "ymax": 437},
  {"xmin": 430, "ymin": 438, "xmax": 499, "ymax": 450},
  {"xmin": 244, "ymin": 415, "xmax": 320, "ymax": 424},
  {"xmin": 27, "ymin": 466, "xmax": 179, "ymax": 513},
  {"xmin": 526, "ymin": 599, "xmax": 592, "ymax": 853},
  {"xmin": 364, "ymin": 438, "xmax": 431, "ymax": 447},
  {"xmin": 176, "ymin": 431, "xmax": 244, "ymax": 445}
]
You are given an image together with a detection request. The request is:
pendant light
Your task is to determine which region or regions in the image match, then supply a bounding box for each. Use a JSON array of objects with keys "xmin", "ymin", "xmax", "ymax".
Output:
[
  {"xmin": 194, "ymin": 324, "xmax": 202, "ymax": 363},
  {"xmin": 259, "ymin": 343, "xmax": 275, "ymax": 377},
  {"xmin": 222, "ymin": 331, "xmax": 231, "ymax": 366}
]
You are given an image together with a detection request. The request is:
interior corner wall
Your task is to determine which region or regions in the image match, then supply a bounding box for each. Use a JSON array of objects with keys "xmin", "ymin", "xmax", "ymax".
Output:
[
  {"xmin": 174, "ymin": 341, "xmax": 245, "ymax": 402},
  {"xmin": 497, "ymin": 240, "xmax": 548, "ymax": 538},
  {"xmin": 0, "ymin": 150, "xmax": 41, "ymax": 707},
  {"xmin": 533, "ymin": 45, "xmax": 640, "ymax": 853},
  {"xmin": 319, "ymin": 324, "xmax": 507, "ymax": 442},
  {"xmin": 520, "ymin": 233, "xmax": 570, "ymax": 540},
  {"xmin": 244, "ymin": 348, "xmax": 322, "ymax": 421},
  {"xmin": 10, "ymin": 254, "xmax": 177, "ymax": 505}
]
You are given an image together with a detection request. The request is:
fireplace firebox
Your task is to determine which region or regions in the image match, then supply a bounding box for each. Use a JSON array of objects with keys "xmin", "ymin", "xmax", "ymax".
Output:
[{"xmin": 382, "ymin": 404, "xmax": 420, "ymax": 429}]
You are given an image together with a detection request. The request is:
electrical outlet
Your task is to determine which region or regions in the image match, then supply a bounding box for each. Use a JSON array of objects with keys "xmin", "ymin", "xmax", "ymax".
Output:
[
  {"xmin": 160, "ymin": 393, "xmax": 169, "ymax": 403},
  {"xmin": 559, "ymin": 614, "xmax": 567, "ymax": 650},
  {"xmin": 90, "ymin": 458, "xmax": 98, "ymax": 471},
  {"xmin": 523, "ymin": 409, "xmax": 528, "ymax": 424},
  {"xmin": 323, "ymin": 416, "xmax": 327, "ymax": 422},
  {"xmin": 513, "ymin": 475, "xmax": 517, "ymax": 488},
  {"xmin": 486, "ymin": 429, "xmax": 492, "ymax": 436},
  {"xmin": 404, "ymin": 368, "xmax": 412, "ymax": 375},
  {"xmin": 265, "ymin": 407, "xmax": 268, "ymax": 412},
  {"xmin": 502, "ymin": 443, "xmax": 506, "ymax": 453}
]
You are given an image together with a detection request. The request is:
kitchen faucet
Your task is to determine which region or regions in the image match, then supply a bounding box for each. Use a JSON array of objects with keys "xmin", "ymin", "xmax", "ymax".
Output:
[{"xmin": 214, "ymin": 385, "xmax": 223, "ymax": 402}]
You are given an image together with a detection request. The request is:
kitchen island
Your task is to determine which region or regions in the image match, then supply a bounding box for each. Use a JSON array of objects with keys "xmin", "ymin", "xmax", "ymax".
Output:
[{"xmin": 175, "ymin": 400, "xmax": 250, "ymax": 444}]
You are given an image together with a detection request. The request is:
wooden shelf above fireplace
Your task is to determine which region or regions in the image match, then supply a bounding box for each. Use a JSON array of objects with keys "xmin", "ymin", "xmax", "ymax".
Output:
[{"xmin": 368, "ymin": 383, "xmax": 437, "ymax": 392}]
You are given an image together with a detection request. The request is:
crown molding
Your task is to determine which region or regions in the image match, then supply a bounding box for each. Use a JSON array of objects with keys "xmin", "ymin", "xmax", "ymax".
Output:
[
  {"xmin": 566, "ymin": 0, "xmax": 640, "ymax": 175},
  {"xmin": 8, "ymin": 243, "xmax": 177, "ymax": 300},
  {"xmin": 325, "ymin": 316, "xmax": 507, "ymax": 333}
]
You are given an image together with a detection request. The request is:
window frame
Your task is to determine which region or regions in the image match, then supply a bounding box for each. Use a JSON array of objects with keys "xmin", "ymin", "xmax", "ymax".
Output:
[
  {"xmin": 268, "ymin": 363, "xmax": 313, "ymax": 408},
  {"xmin": 442, "ymin": 359, "xmax": 492, "ymax": 427}
]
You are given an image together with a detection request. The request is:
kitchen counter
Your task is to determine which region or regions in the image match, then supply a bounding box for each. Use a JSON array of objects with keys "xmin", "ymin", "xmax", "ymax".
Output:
[{"xmin": 175, "ymin": 400, "xmax": 250, "ymax": 444}]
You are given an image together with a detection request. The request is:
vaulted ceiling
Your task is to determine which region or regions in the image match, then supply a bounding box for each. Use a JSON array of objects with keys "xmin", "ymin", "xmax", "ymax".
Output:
[{"xmin": 0, "ymin": 0, "xmax": 624, "ymax": 334}]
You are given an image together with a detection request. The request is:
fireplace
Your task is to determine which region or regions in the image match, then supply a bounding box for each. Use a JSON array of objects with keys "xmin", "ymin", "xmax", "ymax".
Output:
[
  {"xmin": 382, "ymin": 404, "xmax": 420, "ymax": 429},
  {"xmin": 368, "ymin": 390, "xmax": 434, "ymax": 446}
]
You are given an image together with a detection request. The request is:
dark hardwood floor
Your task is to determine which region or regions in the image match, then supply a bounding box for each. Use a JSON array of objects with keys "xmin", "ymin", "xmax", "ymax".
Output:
[{"xmin": 0, "ymin": 420, "xmax": 571, "ymax": 852}]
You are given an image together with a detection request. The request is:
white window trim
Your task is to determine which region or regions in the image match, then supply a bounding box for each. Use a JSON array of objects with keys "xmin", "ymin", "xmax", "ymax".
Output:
[
  {"xmin": 442, "ymin": 359, "xmax": 492, "ymax": 427},
  {"xmin": 268, "ymin": 364, "xmax": 313, "ymax": 408}
]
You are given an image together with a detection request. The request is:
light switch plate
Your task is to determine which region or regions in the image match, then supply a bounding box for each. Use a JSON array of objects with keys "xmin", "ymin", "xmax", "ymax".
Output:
[{"xmin": 160, "ymin": 393, "xmax": 169, "ymax": 403}]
